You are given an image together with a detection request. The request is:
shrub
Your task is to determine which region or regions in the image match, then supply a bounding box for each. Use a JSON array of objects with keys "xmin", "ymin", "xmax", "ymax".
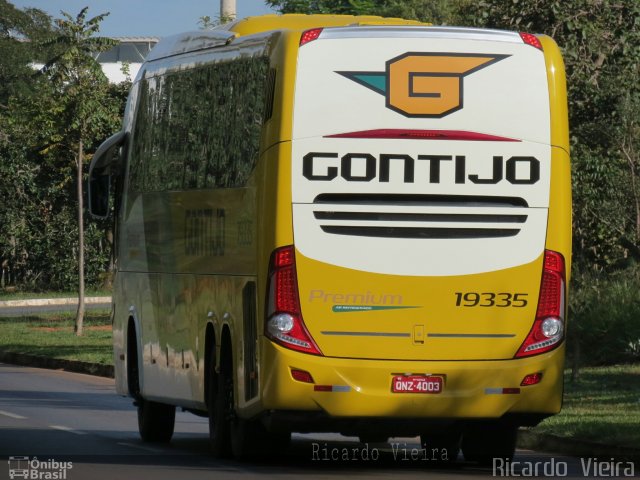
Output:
[{"xmin": 569, "ymin": 266, "xmax": 640, "ymax": 366}]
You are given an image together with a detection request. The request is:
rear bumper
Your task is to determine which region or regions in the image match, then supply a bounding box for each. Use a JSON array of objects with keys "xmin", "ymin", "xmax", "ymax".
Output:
[{"xmin": 259, "ymin": 338, "xmax": 564, "ymax": 425}]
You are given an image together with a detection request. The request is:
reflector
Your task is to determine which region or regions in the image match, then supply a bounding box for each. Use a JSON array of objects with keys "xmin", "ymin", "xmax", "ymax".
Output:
[
  {"xmin": 291, "ymin": 368, "xmax": 314, "ymax": 383},
  {"xmin": 502, "ymin": 388, "xmax": 521, "ymax": 394}
]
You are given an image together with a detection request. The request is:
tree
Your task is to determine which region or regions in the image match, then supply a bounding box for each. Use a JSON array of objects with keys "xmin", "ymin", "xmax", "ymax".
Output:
[
  {"xmin": 198, "ymin": 15, "xmax": 217, "ymax": 29},
  {"xmin": 39, "ymin": 8, "xmax": 116, "ymax": 335},
  {"xmin": 0, "ymin": 5, "xmax": 123, "ymax": 296},
  {"xmin": 265, "ymin": 0, "xmax": 457, "ymax": 23},
  {"xmin": 198, "ymin": 13, "xmax": 236, "ymax": 29},
  {"xmin": 0, "ymin": 1, "xmax": 54, "ymax": 108}
]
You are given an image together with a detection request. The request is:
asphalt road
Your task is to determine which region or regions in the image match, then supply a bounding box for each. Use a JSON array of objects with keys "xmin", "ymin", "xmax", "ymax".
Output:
[{"xmin": 0, "ymin": 363, "xmax": 621, "ymax": 480}]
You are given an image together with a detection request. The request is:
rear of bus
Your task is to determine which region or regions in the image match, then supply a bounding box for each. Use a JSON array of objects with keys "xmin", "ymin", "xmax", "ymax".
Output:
[{"xmin": 261, "ymin": 25, "xmax": 570, "ymax": 443}]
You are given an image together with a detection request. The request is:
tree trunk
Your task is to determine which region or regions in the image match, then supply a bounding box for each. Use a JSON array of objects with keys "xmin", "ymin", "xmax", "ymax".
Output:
[{"xmin": 75, "ymin": 137, "xmax": 85, "ymax": 336}]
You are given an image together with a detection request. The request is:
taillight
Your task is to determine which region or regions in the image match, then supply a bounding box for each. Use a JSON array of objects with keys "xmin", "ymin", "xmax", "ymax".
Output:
[
  {"xmin": 265, "ymin": 246, "xmax": 322, "ymax": 355},
  {"xmin": 515, "ymin": 250, "xmax": 566, "ymax": 358},
  {"xmin": 300, "ymin": 28, "xmax": 323, "ymax": 46},
  {"xmin": 519, "ymin": 32, "xmax": 543, "ymax": 50}
]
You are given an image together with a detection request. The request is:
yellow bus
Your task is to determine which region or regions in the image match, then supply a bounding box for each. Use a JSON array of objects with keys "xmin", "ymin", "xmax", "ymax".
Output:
[{"xmin": 89, "ymin": 14, "xmax": 571, "ymax": 463}]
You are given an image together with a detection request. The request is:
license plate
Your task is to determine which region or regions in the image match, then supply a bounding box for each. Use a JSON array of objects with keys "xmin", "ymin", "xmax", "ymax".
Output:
[{"xmin": 392, "ymin": 375, "xmax": 443, "ymax": 394}]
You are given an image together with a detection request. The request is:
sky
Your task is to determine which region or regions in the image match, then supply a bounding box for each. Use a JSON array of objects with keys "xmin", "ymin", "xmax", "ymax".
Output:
[{"xmin": 10, "ymin": 0, "xmax": 278, "ymax": 38}]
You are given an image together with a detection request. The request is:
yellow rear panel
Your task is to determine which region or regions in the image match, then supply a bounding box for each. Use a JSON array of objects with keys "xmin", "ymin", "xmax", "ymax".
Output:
[{"xmin": 296, "ymin": 252, "xmax": 543, "ymax": 360}]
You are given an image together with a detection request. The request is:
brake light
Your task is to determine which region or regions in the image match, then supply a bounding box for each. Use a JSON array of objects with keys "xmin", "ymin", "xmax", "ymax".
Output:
[
  {"xmin": 519, "ymin": 32, "xmax": 543, "ymax": 50},
  {"xmin": 300, "ymin": 28, "xmax": 323, "ymax": 46},
  {"xmin": 265, "ymin": 246, "xmax": 322, "ymax": 355},
  {"xmin": 515, "ymin": 250, "xmax": 566, "ymax": 358}
]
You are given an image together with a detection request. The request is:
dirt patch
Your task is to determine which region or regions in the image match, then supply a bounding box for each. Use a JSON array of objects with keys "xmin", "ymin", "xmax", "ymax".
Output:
[
  {"xmin": 29, "ymin": 325, "xmax": 112, "ymax": 332},
  {"xmin": 87, "ymin": 325, "xmax": 111, "ymax": 331}
]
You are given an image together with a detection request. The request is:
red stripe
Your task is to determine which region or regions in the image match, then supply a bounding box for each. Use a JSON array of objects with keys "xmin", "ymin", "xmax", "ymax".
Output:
[{"xmin": 325, "ymin": 129, "xmax": 520, "ymax": 142}]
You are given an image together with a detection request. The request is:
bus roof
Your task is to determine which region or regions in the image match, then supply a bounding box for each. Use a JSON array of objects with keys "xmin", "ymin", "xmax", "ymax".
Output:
[
  {"xmin": 146, "ymin": 14, "xmax": 430, "ymax": 62},
  {"xmin": 227, "ymin": 14, "xmax": 429, "ymax": 37}
]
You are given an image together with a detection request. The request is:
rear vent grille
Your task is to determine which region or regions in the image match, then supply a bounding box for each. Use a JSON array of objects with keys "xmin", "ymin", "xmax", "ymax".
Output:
[
  {"xmin": 313, "ymin": 193, "xmax": 528, "ymax": 207},
  {"xmin": 312, "ymin": 194, "xmax": 528, "ymax": 240},
  {"xmin": 320, "ymin": 226, "xmax": 520, "ymax": 238},
  {"xmin": 314, "ymin": 211, "xmax": 527, "ymax": 223}
]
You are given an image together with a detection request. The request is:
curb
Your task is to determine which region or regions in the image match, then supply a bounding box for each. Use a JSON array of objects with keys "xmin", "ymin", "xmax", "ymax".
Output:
[
  {"xmin": 518, "ymin": 429, "xmax": 639, "ymax": 463},
  {"xmin": 0, "ymin": 351, "xmax": 114, "ymax": 378},
  {"xmin": 0, "ymin": 296, "xmax": 111, "ymax": 308}
]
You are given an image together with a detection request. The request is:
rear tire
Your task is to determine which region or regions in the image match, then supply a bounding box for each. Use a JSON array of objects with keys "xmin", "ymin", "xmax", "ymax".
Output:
[
  {"xmin": 129, "ymin": 321, "xmax": 175, "ymax": 443},
  {"xmin": 231, "ymin": 417, "xmax": 291, "ymax": 460},
  {"xmin": 461, "ymin": 422, "xmax": 518, "ymax": 465},
  {"xmin": 137, "ymin": 399, "xmax": 175, "ymax": 443},
  {"xmin": 208, "ymin": 351, "xmax": 232, "ymax": 457},
  {"xmin": 221, "ymin": 346, "xmax": 289, "ymax": 460},
  {"xmin": 213, "ymin": 337, "xmax": 290, "ymax": 460}
]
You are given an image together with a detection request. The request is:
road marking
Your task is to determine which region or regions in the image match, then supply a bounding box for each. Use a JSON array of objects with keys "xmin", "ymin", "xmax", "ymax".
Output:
[
  {"xmin": 117, "ymin": 442, "xmax": 162, "ymax": 453},
  {"xmin": 49, "ymin": 425, "xmax": 87, "ymax": 435},
  {"xmin": 0, "ymin": 410, "xmax": 26, "ymax": 419}
]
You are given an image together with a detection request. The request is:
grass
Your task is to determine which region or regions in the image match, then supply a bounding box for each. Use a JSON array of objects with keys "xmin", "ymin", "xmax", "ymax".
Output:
[
  {"xmin": 0, "ymin": 311, "xmax": 112, "ymax": 364},
  {"xmin": 533, "ymin": 364, "xmax": 640, "ymax": 449}
]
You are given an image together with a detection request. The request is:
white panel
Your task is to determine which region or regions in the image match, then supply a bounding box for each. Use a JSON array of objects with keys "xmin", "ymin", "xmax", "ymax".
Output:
[
  {"xmin": 291, "ymin": 29, "xmax": 552, "ymax": 276},
  {"xmin": 293, "ymin": 37, "xmax": 550, "ymax": 145}
]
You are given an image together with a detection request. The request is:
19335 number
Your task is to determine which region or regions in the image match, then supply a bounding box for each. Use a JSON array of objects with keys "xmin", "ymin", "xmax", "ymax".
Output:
[{"xmin": 454, "ymin": 292, "xmax": 528, "ymax": 307}]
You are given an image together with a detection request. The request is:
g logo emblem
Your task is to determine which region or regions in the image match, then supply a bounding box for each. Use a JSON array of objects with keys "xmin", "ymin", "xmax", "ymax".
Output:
[{"xmin": 338, "ymin": 52, "xmax": 509, "ymax": 118}]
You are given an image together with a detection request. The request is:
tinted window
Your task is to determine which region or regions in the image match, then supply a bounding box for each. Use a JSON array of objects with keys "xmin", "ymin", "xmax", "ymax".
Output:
[{"xmin": 129, "ymin": 55, "xmax": 271, "ymax": 192}]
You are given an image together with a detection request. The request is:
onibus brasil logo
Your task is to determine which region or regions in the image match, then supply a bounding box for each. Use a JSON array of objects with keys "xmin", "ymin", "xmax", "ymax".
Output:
[
  {"xmin": 8, "ymin": 456, "xmax": 73, "ymax": 479},
  {"xmin": 337, "ymin": 52, "xmax": 509, "ymax": 118}
]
